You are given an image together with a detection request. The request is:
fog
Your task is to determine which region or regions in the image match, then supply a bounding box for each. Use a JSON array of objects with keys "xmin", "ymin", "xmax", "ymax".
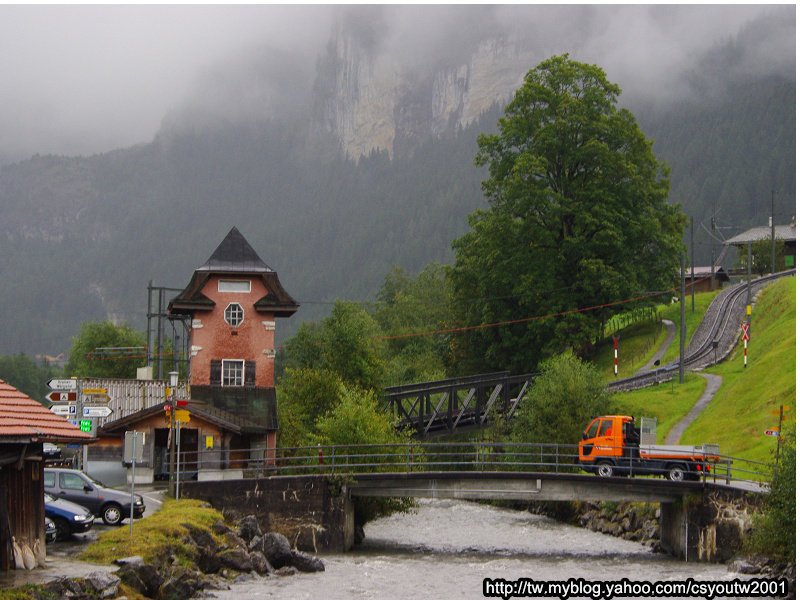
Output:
[{"xmin": 0, "ymin": 4, "xmax": 793, "ymax": 166}]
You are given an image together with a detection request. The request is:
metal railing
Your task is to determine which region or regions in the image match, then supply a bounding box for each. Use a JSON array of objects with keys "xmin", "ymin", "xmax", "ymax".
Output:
[{"xmin": 172, "ymin": 442, "xmax": 772, "ymax": 488}]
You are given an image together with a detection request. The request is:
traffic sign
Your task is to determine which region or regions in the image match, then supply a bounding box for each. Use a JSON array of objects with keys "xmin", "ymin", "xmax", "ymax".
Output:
[
  {"xmin": 82, "ymin": 387, "xmax": 107, "ymax": 395},
  {"xmin": 46, "ymin": 391, "xmax": 77, "ymax": 403},
  {"xmin": 79, "ymin": 419, "xmax": 93, "ymax": 433},
  {"xmin": 741, "ymin": 323, "xmax": 750, "ymax": 342},
  {"xmin": 48, "ymin": 378, "xmax": 77, "ymax": 391},
  {"xmin": 50, "ymin": 405, "xmax": 73, "ymax": 417},
  {"xmin": 83, "ymin": 406, "xmax": 113, "ymax": 418},
  {"xmin": 175, "ymin": 409, "xmax": 191, "ymax": 424},
  {"xmin": 83, "ymin": 393, "xmax": 112, "ymax": 404},
  {"xmin": 765, "ymin": 429, "xmax": 780, "ymax": 437}
]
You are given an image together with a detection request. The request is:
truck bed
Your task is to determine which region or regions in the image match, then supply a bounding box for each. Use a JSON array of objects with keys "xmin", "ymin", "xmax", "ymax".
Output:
[{"xmin": 639, "ymin": 443, "xmax": 720, "ymax": 460}]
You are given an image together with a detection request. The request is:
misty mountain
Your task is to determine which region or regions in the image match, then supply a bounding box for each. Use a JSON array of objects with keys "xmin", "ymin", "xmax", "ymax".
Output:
[{"xmin": 0, "ymin": 9, "xmax": 794, "ymax": 357}]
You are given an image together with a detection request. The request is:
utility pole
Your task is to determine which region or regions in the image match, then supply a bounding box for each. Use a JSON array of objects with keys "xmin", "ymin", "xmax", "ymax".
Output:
[
  {"xmin": 690, "ymin": 216, "xmax": 695, "ymax": 312},
  {"xmin": 168, "ymin": 371, "xmax": 178, "ymax": 499},
  {"xmin": 710, "ymin": 215, "xmax": 716, "ymax": 291},
  {"xmin": 771, "ymin": 190, "xmax": 776, "ymax": 274},
  {"xmin": 679, "ymin": 257, "xmax": 686, "ymax": 384}
]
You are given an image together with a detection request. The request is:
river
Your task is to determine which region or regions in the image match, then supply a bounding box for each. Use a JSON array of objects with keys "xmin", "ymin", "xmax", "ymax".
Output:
[{"xmin": 210, "ymin": 499, "xmax": 751, "ymax": 599}]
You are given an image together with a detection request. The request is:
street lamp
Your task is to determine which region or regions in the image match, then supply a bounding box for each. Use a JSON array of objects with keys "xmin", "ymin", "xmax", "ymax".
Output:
[{"xmin": 168, "ymin": 371, "xmax": 178, "ymax": 498}]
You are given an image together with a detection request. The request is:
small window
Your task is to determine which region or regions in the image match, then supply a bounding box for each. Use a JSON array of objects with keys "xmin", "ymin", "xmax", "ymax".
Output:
[
  {"xmin": 44, "ymin": 472, "xmax": 55, "ymax": 487},
  {"xmin": 219, "ymin": 280, "xmax": 251, "ymax": 293},
  {"xmin": 222, "ymin": 360, "xmax": 245, "ymax": 386},
  {"xmin": 224, "ymin": 303, "xmax": 244, "ymax": 327},
  {"xmin": 599, "ymin": 420, "xmax": 614, "ymax": 437},
  {"xmin": 586, "ymin": 420, "xmax": 600, "ymax": 439}
]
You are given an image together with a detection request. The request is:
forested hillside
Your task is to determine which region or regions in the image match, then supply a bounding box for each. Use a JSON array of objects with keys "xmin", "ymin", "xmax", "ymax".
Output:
[{"xmin": 0, "ymin": 29, "xmax": 794, "ymax": 357}]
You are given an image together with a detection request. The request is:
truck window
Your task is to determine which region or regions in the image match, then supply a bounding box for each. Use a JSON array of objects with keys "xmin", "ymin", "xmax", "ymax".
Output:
[
  {"xmin": 585, "ymin": 420, "xmax": 600, "ymax": 439},
  {"xmin": 599, "ymin": 419, "xmax": 613, "ymax": 437}
]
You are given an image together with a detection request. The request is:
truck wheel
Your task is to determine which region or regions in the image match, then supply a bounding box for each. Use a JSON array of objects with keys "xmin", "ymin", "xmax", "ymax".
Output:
[
  {"xmin": 666, "ymin": 464, "xmax": 687, "ymax": 481},
  {"xmin": 596, "ymin": 461, "xmax": 614, "ymax": 477}
]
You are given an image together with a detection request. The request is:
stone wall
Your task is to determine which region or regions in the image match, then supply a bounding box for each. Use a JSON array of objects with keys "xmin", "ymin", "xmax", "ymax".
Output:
[{"xmin": 180, "ymin": 475, "xmax": 354, "ymax": 553}]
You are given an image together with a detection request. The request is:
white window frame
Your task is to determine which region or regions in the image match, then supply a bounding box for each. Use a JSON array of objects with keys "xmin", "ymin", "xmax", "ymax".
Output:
[
  {"xmin": 224, "ymin": 302, "xmax": 244, "ymax": 327},
  {"xmin": 221, "ymin": 359, "xmax": 245, "ymax": 386},
  {"xmin": 218, "ymin": 280, "xmax": 251, "ymax": 293}
]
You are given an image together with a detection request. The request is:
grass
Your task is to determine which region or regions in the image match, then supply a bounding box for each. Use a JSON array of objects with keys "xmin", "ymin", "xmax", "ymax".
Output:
[
  {"xmin": 680, "ymin": 277, "xmax": 796, "ymax": 465},
  {"xmin": 609, "ymin": 374, "xmax": 707, "ymax": 443},
  {"xmin": 79, "ymin": 498, "xmax": 224, "ymax": 566},
  {"xmin": 594, "ymin": 320, "xmax": 665, "ymax": 382}
]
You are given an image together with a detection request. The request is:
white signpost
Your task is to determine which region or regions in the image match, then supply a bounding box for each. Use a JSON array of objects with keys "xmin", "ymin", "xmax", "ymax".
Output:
[
  {"xmin": 48, "ymin": 378, "xmax": 77, "ymax": 391},
  {"xmin": 83, "ymin": 406, "xmax": 113, "ymax": 418},
  {"xmin": 50, "ymin": 404, "xmax": 77, "ymax": 417}
]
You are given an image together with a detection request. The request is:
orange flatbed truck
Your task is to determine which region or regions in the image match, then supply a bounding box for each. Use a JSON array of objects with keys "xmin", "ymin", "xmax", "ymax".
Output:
[{"xmin": 578, "ymin": 415, "xmax": 720, "ymax": 481}]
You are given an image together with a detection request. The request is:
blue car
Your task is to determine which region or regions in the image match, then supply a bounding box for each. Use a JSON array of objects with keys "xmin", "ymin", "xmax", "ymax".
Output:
[
  {"xmin": 44, "ymin": 493, "xmax": 95, "ymax": 541},
  {"xmin": 45, "ymin": 517, "xmax": 57, "ymax": 544}
]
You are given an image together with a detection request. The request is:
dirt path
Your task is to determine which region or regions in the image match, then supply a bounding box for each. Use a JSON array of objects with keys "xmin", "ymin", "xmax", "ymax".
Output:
[
  {"xmin": 664, "ymin": 373, "xmax": 723, "ymax": 444},
  {"xmin": 637, "ymin": 319, "xmax": 676, "ymax": 374}
]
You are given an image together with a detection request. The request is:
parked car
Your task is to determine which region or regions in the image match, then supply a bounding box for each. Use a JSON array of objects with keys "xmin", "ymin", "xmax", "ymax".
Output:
[
  {"xmin": 44, "ymin": 468, "xmax": 146, "ymax": 526},
  {"xmin": 44, "ymin": 517, "xmax": 57, "ymax": 544},
  {"xmin": 44, "ymin": 493, "xmax": 94, "ymax": 541},
  {"xmin": 43, "ymin": 443, "xmax": 62, "ymax": 460}
]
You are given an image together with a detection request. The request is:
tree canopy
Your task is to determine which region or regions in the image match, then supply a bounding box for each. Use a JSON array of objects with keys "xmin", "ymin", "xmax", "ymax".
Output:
[
  {"xmin": 65, "ymin": 321, "xmax": 146, "ymax": 379},
  {"xmin": 450, "ymin": 55, "xmax": 686, "ymax": 373}
]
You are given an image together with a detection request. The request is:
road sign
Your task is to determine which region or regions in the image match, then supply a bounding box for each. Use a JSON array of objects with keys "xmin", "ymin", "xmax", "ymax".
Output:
[
  {"xmin": 48, "ymin": 378, "xmax": 77, "ymax": 391},
  {"xmin": 50, "ymin": 405, "xmax": 73, "ymax": 417},
  {"xmin": 83, "ymin": 393, "xmax": 112, "ymax": 404},
  {"xmin": 82, "ymin": 387, "xmax": 107, "ymax": 395},
  {"xmin": 46, "ymin": 391, "xmax": 77, "ymax": 403},
  {"xmin": 124, "ymin": 431, "xmax": 146, "ymax": 463},
  {"xmin": 741, "ymin": 323, "xmax": 750, "ymax": 342},
  {"xmin": 765, "ymin": 429, "xmax": 780, "ymax": 437},
  {"xmin": 175, "ymin": 409, "xmax": 191, "ymax": 424},
  {"xmin": 83, "ymin": 406, "xmax": 113, "ymax": 418},
  {"xmin": 79, "ymin": 419, "xmax": 93, "ymax": 433}
]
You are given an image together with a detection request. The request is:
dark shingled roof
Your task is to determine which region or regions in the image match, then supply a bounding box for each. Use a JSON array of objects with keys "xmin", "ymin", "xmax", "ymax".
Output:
[
  {"xmin": 198, "ymin": 227, "xmax": 273, "ymax": 273},
  {"xmin": 169, "ymin": 227, "xmax": 298, "ymax": 317}
]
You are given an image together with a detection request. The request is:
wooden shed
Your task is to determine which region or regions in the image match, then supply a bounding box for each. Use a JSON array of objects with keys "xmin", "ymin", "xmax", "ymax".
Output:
[{"xmin": 0, "ymin": 379, "xmax": 93, "ymax": 571}]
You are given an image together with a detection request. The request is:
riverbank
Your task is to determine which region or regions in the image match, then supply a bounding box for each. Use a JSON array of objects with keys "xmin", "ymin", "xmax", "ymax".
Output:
[{"xmin": 0, "ymin": 500, "xmax": 324, "ymax": 600}]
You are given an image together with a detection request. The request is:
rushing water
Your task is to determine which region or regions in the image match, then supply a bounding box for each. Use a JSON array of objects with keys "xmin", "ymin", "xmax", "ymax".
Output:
[{"xmin": 211, "ymin": 499, "xmax": 748, "ymax": 599}]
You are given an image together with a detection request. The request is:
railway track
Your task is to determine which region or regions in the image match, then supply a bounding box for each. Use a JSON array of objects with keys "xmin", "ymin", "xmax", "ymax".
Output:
[{"xmin": 609, "ymin": 269, "xmax": 795, "ymax": 391}]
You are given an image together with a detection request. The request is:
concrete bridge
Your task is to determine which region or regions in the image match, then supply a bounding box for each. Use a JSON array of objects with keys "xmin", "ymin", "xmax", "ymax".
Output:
[{"xmin": 179, "ymin": 442, "xmax": 768, "ymax": 563}]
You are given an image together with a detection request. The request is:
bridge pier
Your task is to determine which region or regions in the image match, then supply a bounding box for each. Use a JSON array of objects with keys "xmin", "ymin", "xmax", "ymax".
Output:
[
  {"xmin": 660, "ymin": 488, "xmax": 758, "ymax": 562},
  {"xmin": 181, "ymin": 476, "xmax": 355, "ymax": 553}
]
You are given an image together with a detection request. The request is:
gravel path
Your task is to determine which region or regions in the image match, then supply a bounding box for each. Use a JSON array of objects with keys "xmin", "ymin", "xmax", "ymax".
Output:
[
  {"xmin": 637, "ymin": 319, "xmax": 675, "ymax": 374},
  {"xmin": 664, "ymin": 373, "xmax": 723, "ymax": 444}
]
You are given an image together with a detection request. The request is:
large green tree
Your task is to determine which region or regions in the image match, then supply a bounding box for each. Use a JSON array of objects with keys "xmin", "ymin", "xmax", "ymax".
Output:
[
  {"xmin": 66, "ymin": 321, "xmax": 146, "ymax": 379},
  {"xmin": 450, "ymin": 55, "xmax": 686, "ymax": 374}
]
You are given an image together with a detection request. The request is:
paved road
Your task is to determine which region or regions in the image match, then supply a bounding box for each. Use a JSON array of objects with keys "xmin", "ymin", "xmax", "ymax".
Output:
[
  {"xmin": 637, "ymin": 319, "xmax": 675, "ymax": 374},
  {"xmin": 664, "ymin": 373, "xmax": 723, "ymax": 445}
]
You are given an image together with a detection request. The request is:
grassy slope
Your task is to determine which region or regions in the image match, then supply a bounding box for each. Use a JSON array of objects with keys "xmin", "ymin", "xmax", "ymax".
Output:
[
  {"xmin": 607, "ymin": 277, "xmax": 795, "ymax": 467},
  {"xmin": 680, "ymin": 277, "xmax": 796, "ymax": 464},
  {"xmin": 657, "ymin": 289, "xmax": 721, "ymax": 365}
]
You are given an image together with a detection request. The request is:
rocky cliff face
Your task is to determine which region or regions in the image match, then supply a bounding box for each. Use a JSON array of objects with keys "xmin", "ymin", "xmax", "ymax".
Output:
[{"xmin": 313, "ymin": 30, "xmax": 535, "ymax": 159}]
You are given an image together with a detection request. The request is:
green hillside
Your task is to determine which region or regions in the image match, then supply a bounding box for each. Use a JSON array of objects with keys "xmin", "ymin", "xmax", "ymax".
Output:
[{"xmin": 608, "ymin": 277, "xmax": 795, "ymax": 467}]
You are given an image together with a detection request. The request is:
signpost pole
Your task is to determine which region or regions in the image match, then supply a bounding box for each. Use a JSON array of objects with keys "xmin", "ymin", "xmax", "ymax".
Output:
[
  {"xmin": 176, "ymin": 420, "xmax": 181, "ymax": 501},
  {"xmin": 168, "ymin": 372, "xmax": 178, "ymax": 499},
  {"xmin": 130, "ymin": 431, "xmax": 136, "ymax": 539},
  {"xmin": 78, "ymin": 380, "xmax": 87, "ymax": 472}
]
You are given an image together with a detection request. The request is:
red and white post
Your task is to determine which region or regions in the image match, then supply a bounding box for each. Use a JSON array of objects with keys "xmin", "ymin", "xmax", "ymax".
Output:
[{"xmin": 613, "ymin": 336, "xmax": 619, "ymax": 377}]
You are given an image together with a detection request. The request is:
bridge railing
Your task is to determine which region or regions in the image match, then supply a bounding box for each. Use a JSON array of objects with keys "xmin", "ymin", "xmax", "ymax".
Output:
[{"xmin": 173, "ymin": 442, "xmax": 772, "ymax": 487}]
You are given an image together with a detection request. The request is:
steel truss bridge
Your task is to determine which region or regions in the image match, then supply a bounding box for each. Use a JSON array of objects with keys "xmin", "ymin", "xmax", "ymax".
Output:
[{"xmin": 384, "ymin": 270, "xmax": 794, "ymax": 436}]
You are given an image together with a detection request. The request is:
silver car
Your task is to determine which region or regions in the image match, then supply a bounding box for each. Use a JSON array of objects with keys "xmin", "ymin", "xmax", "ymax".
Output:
[{"xmin": 44, "ymin": 468, "xmax": 145, "ymax": 526}]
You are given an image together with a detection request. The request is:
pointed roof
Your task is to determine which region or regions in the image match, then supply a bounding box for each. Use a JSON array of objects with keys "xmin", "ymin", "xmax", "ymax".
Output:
[
  {"xmin": 198, "ymin": 227, "xmax": 273, "ymax": 273},
  {"xmin": 169, "ymin": 227, "xmax": 298, "ymax": 317},
  {"xmin": 0, "ymin": 380, "xmax": 93, "ymax": 444}
]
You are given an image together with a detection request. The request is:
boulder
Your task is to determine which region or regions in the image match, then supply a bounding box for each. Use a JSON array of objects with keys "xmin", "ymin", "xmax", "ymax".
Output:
[
  {"xmin": 218, "ymin": 547, "xmax": 253, "ymax": 572},
  {"xmin": 184, "ymin": 524, "xmax": 218, "ymax": 552},
  {"xmin": 288, "ymin": 549, "xmax": 325, "ymax": 573},
  {"xmin": 157, "ymin": 567, "xmax": 204, "ymax": 600},
  {"xmin": 83, "ymin": 572, "xmax": 121, "ymax": 599},
  {"xmin": 117, "ymin": 562, "xmax": 164, "ymax": 597},
  {"xmin": 250, "ymin": 550, "xmax": 274, "ymax": 575},
  {"xmin": 262, "ymin": 532, "xmax": 293, "ymax": 569},
  {"xmin": 237, "ymin": 515, "xmax": 262, "ymax": 543},
  {"xmin": 194, "ymin": 546, "xmax": 222, "ymax": 575},
  {"xmin": 222, "ymin": 531, "xmax": 247, "ymax": 550},
  {"xmin": 211, "ymin": 520, "xmax": 234, "ymax": 536},
  {"xmin": 248, "ymin": 534, "xmax": 263, "ymax": 552}
]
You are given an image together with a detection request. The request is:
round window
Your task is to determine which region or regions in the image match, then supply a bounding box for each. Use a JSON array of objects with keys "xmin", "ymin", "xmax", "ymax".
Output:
[{"xmin": 224, "ymin": 303, "xmax": 244, "ymax": 327}]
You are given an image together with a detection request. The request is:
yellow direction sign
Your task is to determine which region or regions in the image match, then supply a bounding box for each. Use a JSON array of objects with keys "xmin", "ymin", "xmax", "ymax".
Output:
[
  {"xmin": 82, "ymin": 387, "xmax": 107, "ymax": 395},
  {"xmin": 175, "ymin": 409, "xmax": 191, "ymax": 424}
]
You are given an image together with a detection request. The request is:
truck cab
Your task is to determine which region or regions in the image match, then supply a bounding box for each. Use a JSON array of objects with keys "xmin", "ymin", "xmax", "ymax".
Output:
[{"xmin": 578, "ymin": 415, "xmax": 717, "ymax": 481}]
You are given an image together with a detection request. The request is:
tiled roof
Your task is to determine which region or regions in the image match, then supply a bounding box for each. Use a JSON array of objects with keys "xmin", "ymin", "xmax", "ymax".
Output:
[
  {"xmin": 0, "ymin": 380, "xmax": 93, "ymax": 443},
  {"xmin": 725, "ymin": 224, "xmax": 796, "ymax": 246}
]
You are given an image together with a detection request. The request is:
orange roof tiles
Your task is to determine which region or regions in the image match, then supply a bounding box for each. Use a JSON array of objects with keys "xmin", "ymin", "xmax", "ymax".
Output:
[{"xmin": 0, "ymin": 379, "xmax": 92, "ymax": 443}]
